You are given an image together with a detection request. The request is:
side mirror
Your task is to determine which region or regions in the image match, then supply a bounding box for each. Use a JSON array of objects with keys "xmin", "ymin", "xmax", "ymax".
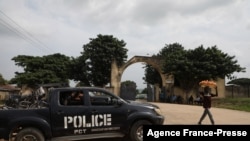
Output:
[
  {"xmin": 111, "ymin": 98, "xmax": 123, "ymax": 106},
  {"xmin": 117, "ymin": 99, "xmax": 123, "ymax": 105}
]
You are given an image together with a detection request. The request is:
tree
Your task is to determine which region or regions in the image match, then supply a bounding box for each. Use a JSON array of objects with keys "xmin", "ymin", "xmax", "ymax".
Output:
[
  {"xmin": 67, "ymin": 55, "xmax": 91, "ymax": 86},
  {"xmin": 144, "ymin": 43, "xmax": 185, "ymax": 90},
  {"xmin": 143, "ymin": 63, "xmax": 162, "ymax": 87},
  {"xmin": 121, "ymin": 80, "xmax": 137, "ymax": 88},
  {"xmin": 143, "ymin": 43, "xmax": 246, "ymax": 102},
  {"xmin": 141, "ymin": 88, "xmax": 148, "ymax": 94},
  {"xmin": 162, "ymin": 44, "xmax": 245, "ymax": 101},
  {"xmin": 9, "ymin": 53, "xmax": 71, "ymax": 87},
  {"xmin": 78, "ymin": 34, "xmax": 128, "ymax": 87},
  {"xmin": 162, "ymin": 43, "xmax": 194, "ymax": 98},
  {"xmin": 0, "ymin": 74, "xmax": 8, "ymax": 85}
]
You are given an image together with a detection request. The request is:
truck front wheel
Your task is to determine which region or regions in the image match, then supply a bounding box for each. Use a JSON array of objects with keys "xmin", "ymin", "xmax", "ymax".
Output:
[
  {"xmin": 130, "ymin": 120, "xmax": 151, "ymax": 141},
  {"xmin": 15, "ymin": 127, "xmax": 45, "ymax": 141}
]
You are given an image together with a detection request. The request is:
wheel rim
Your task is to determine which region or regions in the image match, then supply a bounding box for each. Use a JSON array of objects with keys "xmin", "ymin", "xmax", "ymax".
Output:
[
  {"xmin": 20, "ymin": 135, "xmax": 37, "ymax": 141},
  {"xmin": 136, "ymin": 125, "xmax": 143, "ymax": 141}
]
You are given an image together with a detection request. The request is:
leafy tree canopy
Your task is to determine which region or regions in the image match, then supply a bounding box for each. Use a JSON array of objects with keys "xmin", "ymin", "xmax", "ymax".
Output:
[
  {"xmin": 143, "ymin": 63, "xmax": 162, "ymax": 87},
  {"xmin": 141, "ymin": 87, "xmax": 149, "ymax": 94},
  {"xmin": 121, "ymin": 80, "xmax": 137, "ymax": 87},
  {"xmin": 75, "ymin": 34, "xmax": 128, "ymax": 87},
  {"xmin": 67, "ymin": 55, "xmax": 91, "ymax": 86},
  {"xmin": 163, "ymin": 44, "xmax": 245, "ymax": 94},
  {"xmin": 9, "ymin": 53, "xmax": 71, "ymax": 87},
  {"xmin": 144, "ymin": 43, "xmax": 246, "ymax": 97},
  {"xmin": 143, "ymin": 43, "xmax": 185, "ymax": 88},
  {"xmin": 0, "ymin": 73, "xmax": 8, "ymax": 85}
]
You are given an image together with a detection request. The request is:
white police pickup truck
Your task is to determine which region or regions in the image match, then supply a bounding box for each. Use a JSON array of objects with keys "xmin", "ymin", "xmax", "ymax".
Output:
[{"xmin": 0, "ymin": 87, "xmax": 165, "ymax": 141}]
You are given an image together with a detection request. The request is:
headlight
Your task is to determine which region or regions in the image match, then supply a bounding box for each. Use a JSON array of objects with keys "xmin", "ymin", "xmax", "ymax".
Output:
[{"xmin": 154, "ymin": 108, "xmax": 162, "ymax": 116}]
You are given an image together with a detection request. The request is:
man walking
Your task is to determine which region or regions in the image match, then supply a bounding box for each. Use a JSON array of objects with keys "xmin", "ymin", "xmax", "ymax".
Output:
[{"xmin": 198, "ymin": 86, "xmax": 218, "ymax": 125}]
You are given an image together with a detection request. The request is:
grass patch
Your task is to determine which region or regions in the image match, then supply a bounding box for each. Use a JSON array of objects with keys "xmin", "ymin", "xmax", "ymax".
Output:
[{"xmin": 212, "ymin": 97, "xmax": 250, "ymax": 112}]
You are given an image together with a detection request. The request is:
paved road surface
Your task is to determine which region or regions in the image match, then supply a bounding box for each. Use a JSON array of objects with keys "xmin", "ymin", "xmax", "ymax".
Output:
[{"xmin": 1, "ymin": 102, "xmax": 250, "ymax": 141}]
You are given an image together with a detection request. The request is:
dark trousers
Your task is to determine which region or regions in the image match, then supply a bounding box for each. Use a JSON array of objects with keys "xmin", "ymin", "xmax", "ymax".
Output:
[{"xmin": 198, "ymin": 108, "xmax": 215, "ymax": 125}]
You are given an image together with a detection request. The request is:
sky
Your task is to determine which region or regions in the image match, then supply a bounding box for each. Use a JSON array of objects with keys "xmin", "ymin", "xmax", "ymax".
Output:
[{"xmin": 0, "ymin": 0, "xmax": 249, "ymax": 89}]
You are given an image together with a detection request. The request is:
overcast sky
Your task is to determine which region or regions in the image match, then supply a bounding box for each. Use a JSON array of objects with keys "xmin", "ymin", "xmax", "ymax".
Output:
[{"xmin": 0, "ymin": 0, "xmax": 249, "ymax": 89}]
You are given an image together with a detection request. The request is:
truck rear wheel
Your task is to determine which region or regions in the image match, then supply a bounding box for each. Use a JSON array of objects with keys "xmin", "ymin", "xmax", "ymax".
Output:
[
  {"xmin": 15, "ymin": 127, "xmax": 45, "ymax": 141},
  {"xmin": 130, "ymin": 120, "xmax": 151, "ymax": 141}
]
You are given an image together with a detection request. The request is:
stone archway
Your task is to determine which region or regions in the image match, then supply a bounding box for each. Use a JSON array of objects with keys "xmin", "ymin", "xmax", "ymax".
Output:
[{"xmin": 110, "ymin": 56, "xmax": 174, "ymax": 102}]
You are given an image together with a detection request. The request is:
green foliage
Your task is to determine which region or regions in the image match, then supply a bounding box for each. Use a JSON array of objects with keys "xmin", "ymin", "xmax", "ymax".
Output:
[
  {"xmin": 9, "ymin": 53, "xmax": 71, "ymax": 87},
  {"xmin": 162, "ymin": 44, "xmax": 245, "ymax": 95},
  {"xmin": 143, "ymin": 64, "xmax": 162, "ymax": 87},
  {"xmin": 121, "ymin": 80, "xmax": 137, "ymax": 87},
  {"xmin": 144, "ymin": 43, "xmax": 246, "ymax": 99},
  {"xmin": 144, "ymin": 43, "xmax": 186, "ymax": 88},
  {"xmin": 0, "ymin": 74, "xmax": 8, "ymax": 85},
  {"xmin": 141, "ymin": 88, "xmax": 148, "ymax": 94},
  {"xmin": 187, "ymin": 46, "xmax": 245, "ymax": 80},
  {"xmin": 79, "ymin": 34, "xmax": 128, "ymax": 86},
  {"xmin": 9, "ymin": 34, "xmax": 128, "ymax": 88},
  {"xmin": 67, "ymin": 55, "xmax": 91, "ymax": 86}
]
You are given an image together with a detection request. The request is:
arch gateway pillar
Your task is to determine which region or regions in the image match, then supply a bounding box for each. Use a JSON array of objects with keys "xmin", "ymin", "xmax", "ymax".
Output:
[
  {"xmin": 110, "ymin": 56, "xmax": 174, "ymax": 102},
  {"xmin": 110, "ymin": 59, "xmax": 121, "ymax": 96}
]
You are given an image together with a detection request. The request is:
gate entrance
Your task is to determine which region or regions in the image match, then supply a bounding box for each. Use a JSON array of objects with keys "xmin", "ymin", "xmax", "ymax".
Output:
[{"xmin": 110, "ymin": 56, "xmax": 174, "ymax": 102}]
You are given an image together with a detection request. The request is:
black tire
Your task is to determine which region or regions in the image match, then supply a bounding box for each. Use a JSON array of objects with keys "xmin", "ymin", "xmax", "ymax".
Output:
[
  {"xmin": 130, "ymin": 120, "xmax": 152, "ymax": 141},
  {"xmin": 15, "ymin": 127, "xmax": 45, "ymax": 141}
]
